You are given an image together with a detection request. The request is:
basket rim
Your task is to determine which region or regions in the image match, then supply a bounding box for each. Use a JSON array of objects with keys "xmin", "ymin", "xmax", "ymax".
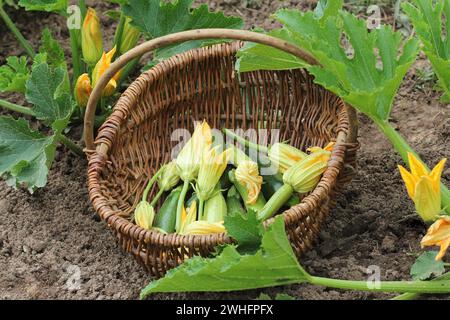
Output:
[{"xmin": 87, "ymin": 41, "xmax": 355, "ymax": 248}]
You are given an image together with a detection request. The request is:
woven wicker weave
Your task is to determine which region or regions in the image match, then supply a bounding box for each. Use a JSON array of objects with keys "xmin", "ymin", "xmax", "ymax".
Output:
[{"xmin": 85, "ymin": 29, "xmax": 358, "ymax": 277}]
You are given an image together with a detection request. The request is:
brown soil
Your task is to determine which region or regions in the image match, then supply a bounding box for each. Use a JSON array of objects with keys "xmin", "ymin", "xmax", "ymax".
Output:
[{"xmin": 0, "ymin": 1, "xmax": 449, "ymax": 300}]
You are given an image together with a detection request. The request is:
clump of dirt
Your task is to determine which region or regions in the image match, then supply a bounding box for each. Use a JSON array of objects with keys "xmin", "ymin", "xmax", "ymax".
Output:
[{"xmin": 0, "ymin": 1, "xmax": 449, "ymax": 300}]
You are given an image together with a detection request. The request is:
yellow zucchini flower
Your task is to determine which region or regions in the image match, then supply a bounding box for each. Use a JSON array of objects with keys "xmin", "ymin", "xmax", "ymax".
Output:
[
  {"xmin": 307, "ymin": 141, "xmax": 335, "ymax": 154},
  {"xmin": 235, "ymin": 160, "xmax": 263, "ymax": 204},
  {"xmin": 183, "ymin": 221, "xmax": 226, "ymax": 235},
  {"xmin": 178, "ymin": 201, "xmax": 197, "ymax": 234},
  {"xmin": 421, "ymin": 216, "xmax": 450, "ymax": 261},
  {"xmin": 158, "ymin": 161, "xmax": 180, "ymax": 191},
  {"xmin": 283, "ymin": 149, "xmax": 331, "ymax": 193},
  {"xmin": 176, "ymin": 121, "xmax": 213, "ymax": 182},
  {"xmin": 398, "ymin": 153, "xmax": 446, "ymax": 222},
  {"xmin": 92, "ymin": 47, "xmax": 122, "ymax": 97},
  {"xmin": 119, "ymin": 17, "xmax": 141, "ymax": 54},
  {"xmin": 74, "ymin": 73, "xmax": 92, "ymax": 107},
  {"xmin": 196, "ymin": 146, "xmax": 231, "ymax": 201},
  {"xmin": 268, "ymin": 143, "xmax": 307, "ymax": 174},
  {"xmin": 134, "ymin": 201, "xmax": 155, "ymax": 230},
  {"xmin": 81, "ymin": 8, "xmax": 103, "ymax": 65}
]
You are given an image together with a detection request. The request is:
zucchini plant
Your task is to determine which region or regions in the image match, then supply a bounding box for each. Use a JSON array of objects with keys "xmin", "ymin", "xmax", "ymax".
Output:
[
  {"xmin": 0, "ymin": 0, "xmax": 243, "ymax": 192},
  {"xmin": 236, "ymin": 0, "xmax": 450, "ymax": 215},
  {"xmin": 403, "ymin": 0, "xmax": 450, "ymax": 102}
]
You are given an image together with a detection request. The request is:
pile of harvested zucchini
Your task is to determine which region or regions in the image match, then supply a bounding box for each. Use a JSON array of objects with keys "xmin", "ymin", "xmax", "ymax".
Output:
[{"xmin": 134, "ymin": 121, "xmax": 334, "ymax": 235}]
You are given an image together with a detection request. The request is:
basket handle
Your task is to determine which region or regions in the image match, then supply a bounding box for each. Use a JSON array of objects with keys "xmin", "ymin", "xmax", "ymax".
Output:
[{"xmin": 84, "ymin": 28, "xmax": 357, "ymax": 151}]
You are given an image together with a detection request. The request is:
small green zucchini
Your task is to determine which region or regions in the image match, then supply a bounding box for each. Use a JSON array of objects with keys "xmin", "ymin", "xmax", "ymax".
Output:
[{"xmin": 153, "ymin": 186, "xmax": 182, "ymax": 233}]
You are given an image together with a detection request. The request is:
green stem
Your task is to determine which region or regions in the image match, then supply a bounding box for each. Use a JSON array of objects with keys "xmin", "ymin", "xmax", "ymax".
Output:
[
  {"xmin": 0, "ymin": 99, "xmax": 34, "ymax": 116},
  {"xmin": 58, "ymin": 134, "xmax": 84, "ymax": 157},
  {"xmin": 100, "ymin": 98, "xmax": 106, "ymax": 114},
  {"xmin": 114, "ymin": 12, "xmax": 126, "ymax": 57},
  {"xmin": 175, "ymin": 180, "xmax": 191, "ymax": 232},
  {"xmin": 198, "ymin": 198, "xmax": 205, "ymax": 221},
  {"xmin": 257, "ymin": 184, "xmax": 294, "ymax": 221},
  {"xmin": 150, "ymin": 188, "xmax": 165, "ymax": 207},
  {"xmin": 142, "ymin": 167, "xmax": 164, "ymax": 202},
  {"xmin": 69, "ymin": 27, "xmax": 83, "ymax": 85},
  {"xmin": 392, "ymin": 272, "xmax": 450, "ymax": 300},
  {"xmin": 374, "ymin": 118, "xmax": 450, "ymax": 215},
  {"xmin": 310, "ymin": 276, "xmax": 450, "ymax": 294},
  {"xmin": 223, "ymin": 129, "xmax": 269, "ymax": 154},
  {"xmin": 78, "ymin": 0, "xmax": 87, "ymax": 18},
  {"xmin": 0, "ymin": 6, "xmax": 35, "ymax": 58}
]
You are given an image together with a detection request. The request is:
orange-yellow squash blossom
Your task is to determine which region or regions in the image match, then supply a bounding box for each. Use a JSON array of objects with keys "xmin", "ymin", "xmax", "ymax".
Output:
[
  {"xmin": 398, "ymin": 153, "xmax": 446, "ymax": 222},
  {"xmin": 196, "ymin": 146, "xmax": 231, "ymax": 201},
  {"xmin": 235, "ymin": 160, "xmax": 263, "ymax": 204},
  {"xmin": 74, "ymin": 73, "xmax": 92, "ymax": 107},
  {"xmin": 283, "ymin": 143, "xmax": 334, "ymax": 194},
  {"xmin": 81, "ymin": 8, "xmax": 103, "ymax": 65},
  {"xmin": 176, "ymin": 121, "xmax": 213, "ymax": 182},
  {"xmin": 92, "ymin": 47, "xmax": 122, "ymax": 97},
  {"xmin": 421, "ymin": 216, "xmax": 450, "ymax": 261},
  {"xmin": 268, "ymin": 143, "xmax": 307, "ymax": 174},
  {"xmin": 119, "ymin": 17, "xmax": 141, "ymax": 54}
]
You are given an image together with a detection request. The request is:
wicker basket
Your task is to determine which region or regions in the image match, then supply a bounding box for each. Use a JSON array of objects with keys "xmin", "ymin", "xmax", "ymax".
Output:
[{"xmin": 84, "ymin": 29, "xmax": 358, "ymax": 278}]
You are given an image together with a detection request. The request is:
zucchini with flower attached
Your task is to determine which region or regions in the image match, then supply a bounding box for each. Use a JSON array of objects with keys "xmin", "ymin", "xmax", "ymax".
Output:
[
  {"xmin": 175, "ymin": 121, "xmax": 212, "ymax": 232},
  {"xmin": 258, "ymin": 145, "xmax": 333, "ymax": 221},
  {"xmin": 261, "ymin": 174, "xmax": 300, "ymax": 208},
  {"xmin": 194, "ymin": 145, "xmax": 231, "ymax": 219},
  {"xmin": 228, "ymin": 144, "xmax": 266, "ymax": 212},
  {"xmin": 133, "ymin": 166, "xmax": 165, "ymax": 227},
  {"xmin": 224, "ymin": 129, "xmax": 307, "ymax": 174},
  {"xmin": 229, "ymin": 168, "xmax": 266, "ymax": 212}
]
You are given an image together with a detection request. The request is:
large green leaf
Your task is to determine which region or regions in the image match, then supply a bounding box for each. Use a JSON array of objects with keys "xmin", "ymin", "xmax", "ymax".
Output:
[
  {"xmin": 0, "ymin": 60, "xmax": 73, "ymax": 192},
  {"xmin": 410, "ymin": 251, "xmax": 445, "ymax": 281},
  {"xmin": 18, "ymin": 0, "xmax": 66, "ymax": 13},
  {"xmin": 237, "ymin": 2, "xmax": 343, "ymax": 73},
  {"xmin": 0, "ymin": 56, "xmax": 29, "ymax": 94},
  {"xmin": 224, "ymin": 210, "xmax": 264, "ymax": 254},
  {"xmin": 123, "ymin": 0, "xmax": 243, "ymax": 60},
  {"xmin": 0, "ymin": 116, "xmax": 56, "ymax": 192},
  {"xmin": 25, "ymin": 63, "xmax": 73, "ymax": 130},
  {"xmin": 237, "ymin": 9, "xmax": 420, "ymax": 122},
  {"xmin": 236, "ymin": 29, "xmax": 307, "ymax": 72},
  {"xmin": 403, "ymin": 0, "xmax": 450, "ymax": 102},
  {"xmin": 140, "ymin": 217, "xmax": 308, "ymax": 299}
]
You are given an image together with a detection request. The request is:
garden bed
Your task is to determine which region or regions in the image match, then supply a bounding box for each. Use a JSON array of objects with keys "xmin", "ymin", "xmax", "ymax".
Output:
[{"xmin": 0, "ymin": 0, "xmax": 449, "ymax": 300}]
